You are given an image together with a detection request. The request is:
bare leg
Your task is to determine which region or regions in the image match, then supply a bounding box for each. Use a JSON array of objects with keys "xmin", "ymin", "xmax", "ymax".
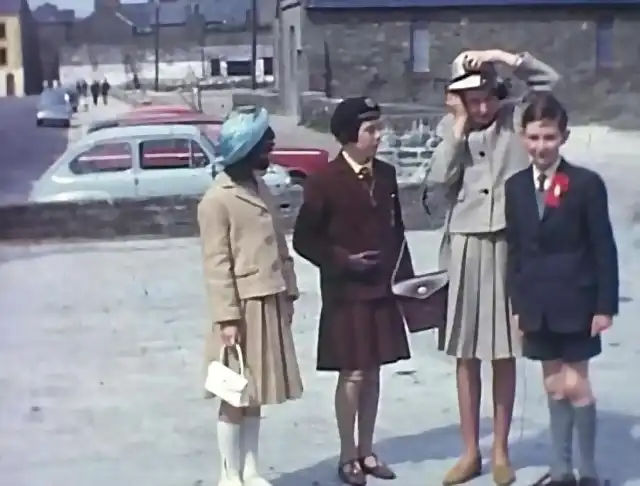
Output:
[
  {"xmin": 335, "ymin": 370, "xmax": 366, "ymax": 484},
  {"xmin": 443, "ymin": 359, "xmax": 483, "ymax": 485},
  {"xmin": 563, "ymin": 361, "xmax": 598, "ymax": 481},
  {"xmin": 356, "ymin": 368, "xmax": 380, "ymax": 461},
  {"xmin": 491, "ymin": 358, "xmax": 516, "ymax": 464},
  {"xmin": 457, "ymin": 358, "xmax": 482, "ymax": 460}
]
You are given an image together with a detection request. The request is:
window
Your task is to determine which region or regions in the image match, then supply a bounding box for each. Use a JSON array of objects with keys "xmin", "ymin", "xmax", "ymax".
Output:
[
  {"xmin": 140, "ymin": 138, "xmax": 210, "ymax": 170},
  {"xmin": 0, "ymin": 23, "xmax": 6, "ymax": 40},
  {"xmin": 210, "ymin": 58, "xmax": 221, "ymax": 76},
  {"xmin": 69, "ymin": 142, "xmax": 133, "ymax": 175},
  {"xmin": 226, "ymin": 60, "xmax": 251, "ymax": 76},
  {"xmin": 0, "ymin": 48, "xmax": 7, "ymax": 67},
  {"xmin": 595, "ymin": 16, "xmax": 614, "ymax": 68},
  {"xmin": 410, "ymin": 22, "xmax": 430, "ymax": 73},
  {"xmin": 263, "ymin": 57, "xmax": 274, "ymax": 76}
]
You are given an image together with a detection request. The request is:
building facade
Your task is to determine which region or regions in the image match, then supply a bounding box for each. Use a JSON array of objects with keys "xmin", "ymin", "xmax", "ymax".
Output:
[
  {"xmin": 276, "ymin": 0, "xmax": 640, "ymax": 126},
  {"xmin": 0, "ymin": 0, "xmax": 42, "ymax": 96},
  {"xmin": 34, "ymin": 0, "xmax": 277, "ymax": 87}
]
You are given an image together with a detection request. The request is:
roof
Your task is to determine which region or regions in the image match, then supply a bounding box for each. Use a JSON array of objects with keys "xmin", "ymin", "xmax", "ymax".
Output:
[
  {"xmin": 80, "ymin": 123, "xmax": 204, "ymax": 145},
  {"xmin": 306, "ymin": 0, "xmax": 640, "ymax": 7},
  {"xmin": 0, "ymin": 0, "xmax": 22, "ymax": 16},
  {"xmin": 117, "ymin": 0, "xmax": 256, "ymax": 28}
]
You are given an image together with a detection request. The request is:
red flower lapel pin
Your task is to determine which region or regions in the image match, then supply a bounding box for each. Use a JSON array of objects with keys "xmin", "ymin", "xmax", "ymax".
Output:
[{"xmin": 544, "ymin": 172, "xmax": 569, "ymax": 207}]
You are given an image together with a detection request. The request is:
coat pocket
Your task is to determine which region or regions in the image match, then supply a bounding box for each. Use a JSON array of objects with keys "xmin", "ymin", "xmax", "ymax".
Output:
[{"xmin": 235, "ymin": 267, "xmax": 260, "ymax": 279}]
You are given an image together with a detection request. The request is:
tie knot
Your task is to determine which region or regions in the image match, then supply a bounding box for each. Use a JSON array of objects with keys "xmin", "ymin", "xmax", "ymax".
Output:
[
  {"xmin": 358, "ymin": 167, "xmax": 371, "ymax": 179},
  {"xmin": 537, "ymin": 173, "xmax": 547, "ymax": 192}
]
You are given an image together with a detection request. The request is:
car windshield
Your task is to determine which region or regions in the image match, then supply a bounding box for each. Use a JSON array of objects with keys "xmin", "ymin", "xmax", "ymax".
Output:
[{"xmin": 40, "ymin": 89, "xmax": 67, "ymax": 106}]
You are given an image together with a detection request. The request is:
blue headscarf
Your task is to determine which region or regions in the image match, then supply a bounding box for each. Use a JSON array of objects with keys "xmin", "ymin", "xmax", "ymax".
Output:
[{"xmin": 215, "ymin": 106, "xmax": 270, "ymax": 168}]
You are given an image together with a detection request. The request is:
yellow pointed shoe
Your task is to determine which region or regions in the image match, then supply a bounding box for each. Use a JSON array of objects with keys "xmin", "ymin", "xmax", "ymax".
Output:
[
  {"xmin": 492, "ymin": 463, "xmax": 516, "ymax": 486},
  {"xmin": 442, "ymin": 456, "xmax": 483, "ymax": 486}
]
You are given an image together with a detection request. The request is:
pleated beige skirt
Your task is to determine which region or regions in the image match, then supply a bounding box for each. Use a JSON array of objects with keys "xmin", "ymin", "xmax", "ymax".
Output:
[
  {"xmin": 204, "ymin": 292, "xmax": 303, "ymax": 406},
  {"xmin": 442, "ymin": 232, "xmax": 521, "ymax": 361}
]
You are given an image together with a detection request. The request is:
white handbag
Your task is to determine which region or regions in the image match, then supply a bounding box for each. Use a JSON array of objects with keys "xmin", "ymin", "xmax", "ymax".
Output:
[{"xmin": 204, "ymin": 344, "xmax": 250, "ymax": 408}]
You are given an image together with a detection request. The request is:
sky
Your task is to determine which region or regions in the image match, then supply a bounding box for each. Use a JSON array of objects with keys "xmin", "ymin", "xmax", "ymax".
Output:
[{"xmin": 29, "ymin": 0, "xmax": 141, "ymax": 16}]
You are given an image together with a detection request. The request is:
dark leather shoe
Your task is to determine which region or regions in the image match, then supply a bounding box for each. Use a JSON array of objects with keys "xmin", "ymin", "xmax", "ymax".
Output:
[
  {"xmin": 338, "ymin": 459, "xmax": 367, "ymax": 485},
  {"xmin": 359, "ymin": 454, "xmax": 396, "ymax": 480}
]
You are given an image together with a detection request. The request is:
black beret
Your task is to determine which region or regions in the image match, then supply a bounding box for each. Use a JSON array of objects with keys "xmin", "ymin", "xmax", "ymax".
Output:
[{"xmin": 330, "ymin": 97, "xmax": 381, "ymax": 144}]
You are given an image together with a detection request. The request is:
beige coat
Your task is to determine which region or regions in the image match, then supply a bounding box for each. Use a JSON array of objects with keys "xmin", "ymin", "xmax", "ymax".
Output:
[
  {"xmin": 425, "ymin": 52, "xmax": 560, "ymax": 234},
  {"xmin": 198, "ymin": 171, "xmax": 299, "ymax": 324}
]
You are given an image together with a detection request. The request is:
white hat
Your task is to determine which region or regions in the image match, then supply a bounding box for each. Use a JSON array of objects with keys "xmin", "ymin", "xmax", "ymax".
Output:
[{"xmin": 448, "ymin": 53, "xmax": 497, "ymax": 92}]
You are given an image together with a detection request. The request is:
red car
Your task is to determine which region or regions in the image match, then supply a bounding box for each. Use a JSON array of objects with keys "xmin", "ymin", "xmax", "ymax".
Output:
[{"xmin": 113, "ymin": 112, "xmax": 329, "ymax": 184}]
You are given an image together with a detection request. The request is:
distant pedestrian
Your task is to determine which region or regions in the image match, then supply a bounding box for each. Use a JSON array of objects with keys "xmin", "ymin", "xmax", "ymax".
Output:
[
  {"xmin": 101, "ymin": 78, "xmax": 111, "ymax": 105},
  {"xmin": 132, "ymin": 73, "xmax": 141, "ymax": 91},
  {"xmin": 90, "ymin": 80, "xmax": 100, "ymax": 106}
]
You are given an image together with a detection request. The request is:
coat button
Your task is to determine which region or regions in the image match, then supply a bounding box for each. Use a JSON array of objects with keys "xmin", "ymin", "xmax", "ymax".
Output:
[
  {"xmin": 480, "ymin": 189, "xmax": 489, "ymax": 195},
  {"xmin": 479, "ymin": 151, "xmax": 486, "ymax": 157},
  {"xmin": 264, "ymin": 234, "xmax": 274, "ymax": 245}
]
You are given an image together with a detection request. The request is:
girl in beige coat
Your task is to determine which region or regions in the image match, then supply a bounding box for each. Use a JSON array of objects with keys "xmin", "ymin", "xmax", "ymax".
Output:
[{"xmin": 198, "ymin": 107, "xmax": 303, "ymax": 486}]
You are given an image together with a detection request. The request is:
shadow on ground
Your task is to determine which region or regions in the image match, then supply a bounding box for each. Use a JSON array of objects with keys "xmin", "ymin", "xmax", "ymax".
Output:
[{"xmin": 274, "ymin": 411, "xmax": 640, "ymax": 486}]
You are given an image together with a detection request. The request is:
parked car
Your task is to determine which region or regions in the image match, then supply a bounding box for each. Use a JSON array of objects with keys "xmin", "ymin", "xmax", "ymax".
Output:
[
  {"xmin": 29, "ymin": 124, "xmax": 295, "ymax": 208},
  {"xmin": 36, "ymin": 88, "xmax": 73, "ymax": 127},
  {"xmin": 85, "ymin": 111, "xmax": 330, "ymax": 185}
]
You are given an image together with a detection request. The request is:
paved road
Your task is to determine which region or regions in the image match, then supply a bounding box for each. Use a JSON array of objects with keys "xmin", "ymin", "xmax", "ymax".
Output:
[
  {"xmin": 0, "ymin": 96, "xmax": 134, "ymax": 206},
  {"xmin": 0, "ymin": 96, "xmax": 70, "ymax": 206}
]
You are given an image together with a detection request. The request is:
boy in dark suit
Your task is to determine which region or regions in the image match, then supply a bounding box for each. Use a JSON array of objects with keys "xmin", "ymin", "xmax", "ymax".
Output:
[{"xmin": 505, "ymin": 94, "xmax": 618, "ymax": 486}]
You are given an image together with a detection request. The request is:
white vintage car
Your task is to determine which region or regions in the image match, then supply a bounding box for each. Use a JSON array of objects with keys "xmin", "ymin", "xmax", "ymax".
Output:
[{"xmin": 29, "ymin": 124, "xmax": 294, "ymax": 207}]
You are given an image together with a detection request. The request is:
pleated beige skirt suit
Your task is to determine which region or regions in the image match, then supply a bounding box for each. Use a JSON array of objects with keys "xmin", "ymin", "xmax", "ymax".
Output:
[
  {"xmin": 198, "ymin": 171, "xmax": 303, "ymax": 405},
  {"xmin": 424, "ymin": 53, "xmax": 560, "ymax": 361}
]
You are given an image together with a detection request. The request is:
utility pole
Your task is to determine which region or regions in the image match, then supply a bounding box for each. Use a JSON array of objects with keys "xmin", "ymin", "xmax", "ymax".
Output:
[
  {"xmin": 153, "ymin": 2, "xmax": 160, "ymax": 91},
  {"xmin": 250, "ymin": 0, "xmax": 258, "ymax": 90}
]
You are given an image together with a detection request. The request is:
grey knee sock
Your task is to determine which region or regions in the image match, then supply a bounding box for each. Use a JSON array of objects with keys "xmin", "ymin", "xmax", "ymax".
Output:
[
  {"xmin": 548, "ymin": 397, "xmax": 574, "ymax": 479},
  {"xmin": 574, "ymin": 403, "xmax": 598, "ymax": 479}
]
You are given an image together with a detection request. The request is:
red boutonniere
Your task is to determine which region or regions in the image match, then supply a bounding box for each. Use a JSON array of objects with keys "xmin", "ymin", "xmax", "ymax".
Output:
[{"xmin": 545, "ymin": 172, "xmax": 570, "ymax": 207}]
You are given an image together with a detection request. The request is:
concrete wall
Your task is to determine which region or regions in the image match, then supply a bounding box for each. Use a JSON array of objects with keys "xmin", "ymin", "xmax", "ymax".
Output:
[
  {"xmin": 0, "ymin": 186, "xmax": 434, "ymax": 242},
  {"xmin": 288, "ymin": 6, "xmax": 640, "ymax": 128},
  {"xmin": 57, "ymin": 44, "xmax": 274, "ymax": 86}
]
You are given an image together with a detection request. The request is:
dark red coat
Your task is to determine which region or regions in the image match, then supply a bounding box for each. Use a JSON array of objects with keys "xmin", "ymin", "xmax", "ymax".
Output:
[{"xmin": 293, "ymin": 154, "xmax": 414, "ymax": 371}]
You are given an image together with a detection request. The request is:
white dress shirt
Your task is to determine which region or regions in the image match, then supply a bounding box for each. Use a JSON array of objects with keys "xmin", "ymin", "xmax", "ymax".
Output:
[{"xmin": 532, "ymin": 158, "xmax": 561, "ymax": 191}]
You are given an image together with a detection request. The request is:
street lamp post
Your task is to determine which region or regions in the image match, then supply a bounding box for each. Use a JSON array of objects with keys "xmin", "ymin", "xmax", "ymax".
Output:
[
  {"xmin": 153, "ymin": 2, "xmax": 160, "ymax": 91},
  {"xmin": 250, "ymin": 0, "xmax": 258, "ymax": 90}
]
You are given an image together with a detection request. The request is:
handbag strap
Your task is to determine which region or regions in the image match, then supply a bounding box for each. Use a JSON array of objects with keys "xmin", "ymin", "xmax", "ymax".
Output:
[
  {"xmin": 219, "ymin": 344, "xmax": 246, "ymax": 376},
  {"xmin": 391, "ymin": 238, "xmax": 408, "ymax": 284}
]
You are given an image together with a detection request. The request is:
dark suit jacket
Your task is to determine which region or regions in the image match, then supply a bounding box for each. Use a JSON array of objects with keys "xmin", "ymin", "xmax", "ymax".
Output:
[
  {"xmin": 505, "ymin": 159, "xmax": 619, "ymax": 334},
  {"xmin": 292, "ymin": 153, "xmax": 414, "ymax": 301}
]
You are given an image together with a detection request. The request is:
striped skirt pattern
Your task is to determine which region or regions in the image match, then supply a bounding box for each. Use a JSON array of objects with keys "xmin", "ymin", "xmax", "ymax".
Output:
[
  {"xmin": 442, "ymin": 232, "xmax": 521, "ymax": 361},
  {"xmin": 204, "ymin": 292, "xmax": 303, "ymax": 406}
]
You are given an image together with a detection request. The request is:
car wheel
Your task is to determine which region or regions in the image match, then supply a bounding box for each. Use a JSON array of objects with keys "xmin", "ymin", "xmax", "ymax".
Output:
[{"xmin": 36, "ymin": 119, "xmax": 43, "ymax": 127}]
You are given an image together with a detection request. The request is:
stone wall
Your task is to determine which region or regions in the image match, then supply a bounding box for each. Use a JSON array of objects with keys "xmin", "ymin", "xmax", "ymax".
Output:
[
  {"xmin": 0, "ymin": 187, "xmax": 437, "ymax": 242},
  {"xmin": 300, "ymin": 7, "xmax": 640, "ymax": 128}
]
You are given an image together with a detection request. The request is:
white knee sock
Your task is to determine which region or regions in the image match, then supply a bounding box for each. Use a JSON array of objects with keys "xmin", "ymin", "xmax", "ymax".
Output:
[
  {"xmin": 242, "ymin": 416, "xmax": 271, "ymax": 485},
  {"xmin": 217, "ymin": 421, "xmax": 242, "ymax": 481}
]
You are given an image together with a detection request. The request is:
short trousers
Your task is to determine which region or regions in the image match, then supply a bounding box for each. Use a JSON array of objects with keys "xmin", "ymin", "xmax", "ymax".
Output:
[{"xmin": 522, "ymin": 327, "xmax": 601, "ymax": 363}]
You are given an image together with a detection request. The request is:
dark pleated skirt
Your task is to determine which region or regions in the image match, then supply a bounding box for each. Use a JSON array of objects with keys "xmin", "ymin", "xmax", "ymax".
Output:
[{"xmin": 316, "ymin": 297, "xmax": 411, "ymax": 371}]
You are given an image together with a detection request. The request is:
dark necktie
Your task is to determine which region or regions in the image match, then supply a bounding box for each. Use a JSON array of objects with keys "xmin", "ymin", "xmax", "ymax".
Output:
[{"xmin": 537, "ymin": 173, "xmax": 547, "ymax": 192}]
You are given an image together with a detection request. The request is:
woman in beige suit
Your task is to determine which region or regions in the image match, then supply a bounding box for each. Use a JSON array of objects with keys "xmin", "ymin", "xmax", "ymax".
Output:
[
  {"xmin": 198, "ymin": 107, "xmax": 303, "ymax": 486},
  {"xmin": 424, "ymin": 49, "xmax": 559, "ymax": 485}
]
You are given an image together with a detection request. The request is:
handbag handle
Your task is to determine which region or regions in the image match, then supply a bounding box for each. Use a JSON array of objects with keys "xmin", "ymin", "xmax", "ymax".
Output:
[
  {"xmin": 391, "ymin": 238, "xmax": 408, "ymax": 285},
  {"xmin": 219, "ymin": 344, "xmax": 246, "ymax": 377}
]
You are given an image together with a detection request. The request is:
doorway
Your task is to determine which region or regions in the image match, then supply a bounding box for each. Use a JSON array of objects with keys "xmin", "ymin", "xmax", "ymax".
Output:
[{"xmin": 5, "ymin": 72, "xmax": 15, "ymax": 96}]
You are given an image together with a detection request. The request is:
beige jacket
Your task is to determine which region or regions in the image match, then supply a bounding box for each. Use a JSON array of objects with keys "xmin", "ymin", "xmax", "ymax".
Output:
[
  {"xmin": 425, "ymin": 52, "xmax": 560, "ymax": 234},
  {"xmin": 197, "ymin": 171, "xmax": 298, "ymax": 324}
]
